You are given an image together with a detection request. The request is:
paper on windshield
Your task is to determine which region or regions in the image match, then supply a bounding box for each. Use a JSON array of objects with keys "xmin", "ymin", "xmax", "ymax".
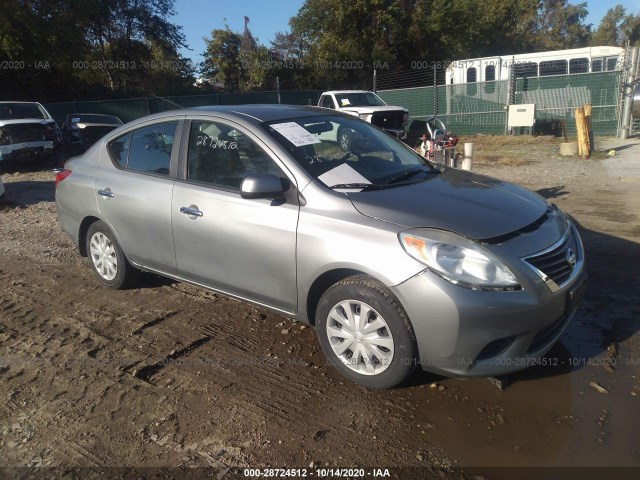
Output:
[
  {"xmin": 270, "ymin": 122, "xmax": 321, "ymax": 147},
  {"xmin": 71, "ymin": 117, "xmax": 80, "ymax": 123},
  {"xmin": 318, "ymin": 163, "xmax": 370, "ymax": 189},
  {"xmin": 340, "ymin": 98, "xmax": 351, "ymax": 106}
]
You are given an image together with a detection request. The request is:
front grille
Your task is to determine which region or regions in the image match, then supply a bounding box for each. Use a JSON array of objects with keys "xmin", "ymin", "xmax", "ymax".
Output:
[
  {"xmin": 524, "ymin": 229, "xmax": 579, "ymax": 290},
  {"xmin": 371, "ymin": 111, "xmax": 404, "ymax": 130},
  {"xmin": 5, "ymin": 124, "xmax": 50, "ymax": 143}
]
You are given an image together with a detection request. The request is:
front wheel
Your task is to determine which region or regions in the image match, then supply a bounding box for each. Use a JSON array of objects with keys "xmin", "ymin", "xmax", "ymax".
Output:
[
  {"xmin": 315, "ymin": 276, "xmax": 417, "ymax": 389},
  {"xmin": 338, "ymin": 128, "xmax": 353, "ymax": 151},
  {"xmin": 86, "ymin": 221, "xmax": 139, "ymax": 289}
]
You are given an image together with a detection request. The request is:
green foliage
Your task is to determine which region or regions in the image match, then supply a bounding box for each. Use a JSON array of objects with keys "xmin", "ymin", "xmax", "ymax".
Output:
[
  {"xmin": 267, "ymin": 0, "xmax": 603, "ymax": 89},
  {"xmin": 0, "ymin": 0, "xmax": 195, "ymax": 101},
  {"xmin": 592, "ymin": 4, "xmax": 640, "ymax": 47}
]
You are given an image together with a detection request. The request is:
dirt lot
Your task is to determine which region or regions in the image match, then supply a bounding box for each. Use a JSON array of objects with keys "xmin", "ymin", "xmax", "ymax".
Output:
[{"xmin": 1, "ymin": 135, "xmax": 639, "ymax": 479}]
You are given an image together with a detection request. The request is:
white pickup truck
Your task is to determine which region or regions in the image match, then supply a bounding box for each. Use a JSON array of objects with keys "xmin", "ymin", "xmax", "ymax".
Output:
[{"xmin": 318, "ymin": 90, "xmax": 408, "ymax": 149}]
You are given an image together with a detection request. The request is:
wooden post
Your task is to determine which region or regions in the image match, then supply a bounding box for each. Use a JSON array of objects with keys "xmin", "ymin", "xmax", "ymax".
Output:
[
  {"xmin": 584, "ymin": 104, "xmax": 593, "ymax": 155},
  {"xmin": 575, "ymin": 106, "xmax": 589, "ymax": 159}
]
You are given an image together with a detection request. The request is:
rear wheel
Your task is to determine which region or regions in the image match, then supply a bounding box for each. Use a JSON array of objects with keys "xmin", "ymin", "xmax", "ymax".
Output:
[
  {"xmin": 86, "ymin": 221, "xmax": 139, "ymax": 289},
  {"xmin": 316, "ymin": 276, "xmax": 417, "ymax": 389}
]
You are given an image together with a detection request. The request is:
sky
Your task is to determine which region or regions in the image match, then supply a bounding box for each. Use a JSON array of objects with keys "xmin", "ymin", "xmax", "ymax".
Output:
[{"xmin": 174, "ymin": 0, "xmax": 640, "ymax": 66}]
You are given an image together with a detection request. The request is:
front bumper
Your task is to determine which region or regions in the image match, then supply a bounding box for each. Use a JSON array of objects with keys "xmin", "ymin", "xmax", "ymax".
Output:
[
  {"xmin": 0, "ymin": 141, "xmax": 54, "ymax": 161},
  {"xmin": 391, "ymin": 220, "xmax": 587, "ymax": 377},
  {"xmin": 383, "ymin": 128, "xmax": 407, "ymax": 140},
  {"xmin": 393, "ymin": 268, "xmax": 586, "ymax": 377}
]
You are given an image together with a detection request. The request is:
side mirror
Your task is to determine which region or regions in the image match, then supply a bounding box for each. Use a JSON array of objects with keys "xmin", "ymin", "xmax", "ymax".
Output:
[{"xmin": 240, "ymin": 174, "xmax": 285, "ymax": 200}]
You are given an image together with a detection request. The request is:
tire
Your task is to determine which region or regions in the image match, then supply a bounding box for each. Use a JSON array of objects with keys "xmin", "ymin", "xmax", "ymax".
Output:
[
  {"xmin": 86, "ymin": 220, "xmax": 139, "ymax": 289},
  {"xmin": 338, "ymin": 128, "xmax": 352, "ymax": 151},
  {"xmin": 315, "ymin": 275, "xmax": 417, "ymax": 389}
]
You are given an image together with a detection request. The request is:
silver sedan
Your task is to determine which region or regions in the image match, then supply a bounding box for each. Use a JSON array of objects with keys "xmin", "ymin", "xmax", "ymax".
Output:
[{"xmin": 55, "ymin": 105, "xmax": 586, "ymax": 388}]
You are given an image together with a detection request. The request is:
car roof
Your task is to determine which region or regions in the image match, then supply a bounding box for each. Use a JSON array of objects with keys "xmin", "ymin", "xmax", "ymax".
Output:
[
  {"xmin": 66, "ymin": 113, "xmax": 122, "ymax": 121},
  {"xmin": 157, "ymin": 104, "xmax": 331, "ymax": 125},
  {"xmin": 0, "ymin": 101, "xmax": 43, "ymax": 105}
]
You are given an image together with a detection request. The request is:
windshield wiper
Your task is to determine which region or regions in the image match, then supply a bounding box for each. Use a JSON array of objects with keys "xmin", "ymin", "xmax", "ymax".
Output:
[
  {"xmin": 384, "ymin": 167, "xmax": 430, "ymax": 185},
  {"xmin": 329, "ymin": 183, "xmax": 382, "ymax": 190}
]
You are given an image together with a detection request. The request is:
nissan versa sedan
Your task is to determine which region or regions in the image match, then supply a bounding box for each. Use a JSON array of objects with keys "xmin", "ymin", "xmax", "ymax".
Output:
[{"xmin": 55, "ymin": 105, "xmax": 587, "ymax": 389}]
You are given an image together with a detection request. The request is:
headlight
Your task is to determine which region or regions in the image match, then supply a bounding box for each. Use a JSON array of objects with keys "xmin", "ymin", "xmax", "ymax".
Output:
[
  {"xmin": 358, "ymin": 113, "xmax": 372, "ymax": 122},
  {"xmin": 399, "ymin": 229, "xmax": 519, "ymax": 290}
]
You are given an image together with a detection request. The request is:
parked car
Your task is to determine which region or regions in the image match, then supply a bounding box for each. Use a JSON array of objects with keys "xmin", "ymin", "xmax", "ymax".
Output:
[
  {"xmin": 61, "ymin": 113, "xmax": 123, "ymax": 157},
  {"xmin": 0, "ymin": 101, "xmax": 61, "ymax": 164},
  {"xmin": 318, "ymin": 90, "xmax": 408, "ymax": 148},
  {"xmin": 55, "ymin": 105, "xmax": 586, "ymax": 389}
]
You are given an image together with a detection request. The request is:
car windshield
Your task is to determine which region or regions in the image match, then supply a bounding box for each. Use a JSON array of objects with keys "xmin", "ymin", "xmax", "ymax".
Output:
[
  {"xmin": 0, "ymin": 103, "xmax": 48, "ymax": 120},
  {"xmin": 334, "ymin": 92, "xmax": 387, "ymax": 108},
  {"xmin": 263, "ymin": 115, "xmax": 438, "ymax": 190},
  {"xmin": 71, "ymin": 114, "xmax": 122, "ymax": 125}
]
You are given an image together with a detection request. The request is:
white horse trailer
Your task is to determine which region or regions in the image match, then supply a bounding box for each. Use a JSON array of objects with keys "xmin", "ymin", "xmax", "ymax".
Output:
[{"xmin": 446, "ymin": 46, "xmax": 625, "ymax": 85}]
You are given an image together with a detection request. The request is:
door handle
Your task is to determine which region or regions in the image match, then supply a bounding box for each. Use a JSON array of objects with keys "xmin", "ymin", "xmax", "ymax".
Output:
[
  {"xmin": 98, "ymin": 188, "xmax": 114, "ymax": 198},
  {"xmin": 180, "ymin": 206, "xmax": 203, "ymax": 218}
]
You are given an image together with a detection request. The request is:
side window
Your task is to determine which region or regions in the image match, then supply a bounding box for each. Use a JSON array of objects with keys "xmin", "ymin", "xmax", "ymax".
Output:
[
  {"xmin": 606, "ymin": 56, "xmax": 619, "ymax": 71},
  {"xmin": 108, "ymin": 132, "xmax": 132, "ymax": 168},
  {"xmin": 127, "ymin": 122, "xmax": 177, "ymax": 175},
  {"xmin": 569, "ymin": 57, "xmax": 589, "ymax": 74},
  {"xmin": 108, "ymin": 123, "xmax": 176, "ymax": 174},
  {"xmin": 592, "ymin": 59, "xmax": 603, "ymax": 72},
  {"xmin": 485, "ymin": 65, "xmax": 496, "ymax": 81},
  {"xmin": 466, "ymin": 67, "xmax": 477, "ymax": 83},
  {"xmin": 321, "ymin": 96, "xmax": 335, "ymax": 109},
  {"xmin": 187, "ymin": 120, "xmax": 283, "ymax": 190},
  {"xmin": 539, "ymin": 60, "xmax": 567, "ymax": 76},
  {"xmin": 466, "ymin": 67, "xmax": 477, "ymax": 96},
  {"xmin": 484, "ymin": 65, "xmax": 496, "ymax": 94}
]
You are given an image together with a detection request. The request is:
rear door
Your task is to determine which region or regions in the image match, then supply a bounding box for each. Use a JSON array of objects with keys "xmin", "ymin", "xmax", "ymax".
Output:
[
  {"xmin": 96, "ymin": 117, "xmax": 184, "ymax": 273},
  {"xmin": 171, "ymin": 117, "xmax": 299, "ymax": 312}
]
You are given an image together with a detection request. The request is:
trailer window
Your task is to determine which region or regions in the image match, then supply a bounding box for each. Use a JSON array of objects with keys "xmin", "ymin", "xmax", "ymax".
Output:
[
  {"xmin": 513, "ymin": 62, "xmax": 538, "ymax": 78},
  {"xmin": 466, "ymin": 67, "xmax": 477, "ymax": 83},
  {"xmin": 539, "ymin": 60, "xmax": 567, "ymax": 76},
  {"xmin": 606, "ymin": 57, "xmax": 619, "ymax": 71},
  {"xmin": 485, "ymin": 65, "xmax": 495, "ymax": 81},
  {"xmin": 569, "ymin": 58, "xmax": 589, "ymax": 74},
  {"xmin": 592, "ymin": 59, "xmax": 603, "ymax": 72}
]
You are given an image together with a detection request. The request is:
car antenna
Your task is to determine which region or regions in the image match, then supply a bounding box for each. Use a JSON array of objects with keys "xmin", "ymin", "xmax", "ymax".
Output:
[{"xmin": 148, "ymin": 94, "xmax": 184, "ymax": 110}]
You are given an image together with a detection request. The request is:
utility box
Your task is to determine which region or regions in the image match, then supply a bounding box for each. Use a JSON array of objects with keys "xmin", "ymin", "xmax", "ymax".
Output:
[{"xmin": 508, "ymin": 104, "xmax": 536, "ymax": 135}]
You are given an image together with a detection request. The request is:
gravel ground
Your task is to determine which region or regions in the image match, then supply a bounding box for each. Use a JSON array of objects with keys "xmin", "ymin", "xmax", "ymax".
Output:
[{"xmin": 1, "ymin": 135, "xmax": 639, "ymax": 480}]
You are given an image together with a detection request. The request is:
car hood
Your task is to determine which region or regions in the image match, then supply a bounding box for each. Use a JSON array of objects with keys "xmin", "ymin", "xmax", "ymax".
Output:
[
  {"xmin": 347, "ymin": 168, "xmax": 547, "ymax": 240},
  {"xmin": 340, "ymin": 106, "xmax": 407, "ymax": 114},
  {"xmin": 0, "ymin": 119, "xmax": 55, "ymax": 127}
]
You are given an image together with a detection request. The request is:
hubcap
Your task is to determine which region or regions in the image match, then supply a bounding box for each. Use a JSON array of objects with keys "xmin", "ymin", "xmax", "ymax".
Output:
[
  {"xmin": 89, "ymin": 232, "xmax": 118, "ymax": 281},
  {"xmin": 326, "ymin": 300, "xmax": 394, "ymax": 375},
  {"xmin": 340, "ymin": 133, "xmax": 349, "ymax": 150}
]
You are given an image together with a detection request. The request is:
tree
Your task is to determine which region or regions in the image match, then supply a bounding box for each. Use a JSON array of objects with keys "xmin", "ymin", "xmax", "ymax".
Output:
[
  {"xmin": 592, "ymin": 5, "xmax": 640, "ymax": 47},
  {"xmin": 202, "ymin": 20, "xmax": 273, "ymax": 92},
  {"xmin": 0, "ymin": 0, "xmax": 194, "ymax": 101},
  {"xmin": 202, "ymin": 26, "xmax": 242, "ymax": 91},
  {"xmin": 80, "ymin": 0, "xmax": 188, "ymax": 94},
  {"xmin": 532, "ymin": 0, "xmax": 591, "ymax": 50}
]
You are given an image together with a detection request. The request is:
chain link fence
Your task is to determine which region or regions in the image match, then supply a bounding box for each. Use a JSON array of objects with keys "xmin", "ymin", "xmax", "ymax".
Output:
[
  {"xmin": 43, "ymin": 72, "xmax": 621, "ymax": 138},
  {"xmin": 44, "ymin": 90, "xmax": 322, "ymax": 124},
  {"xmin": 377, "ymin": 71, "xmax": 622, "ymax": 137}
]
